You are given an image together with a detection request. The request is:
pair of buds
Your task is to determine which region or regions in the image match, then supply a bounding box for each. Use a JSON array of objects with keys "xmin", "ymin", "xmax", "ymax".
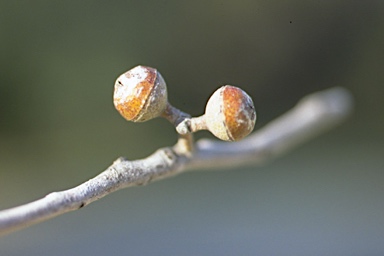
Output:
[{"xmin": 113, "ymin": 65, "xmax": 256, "ymax": 141}]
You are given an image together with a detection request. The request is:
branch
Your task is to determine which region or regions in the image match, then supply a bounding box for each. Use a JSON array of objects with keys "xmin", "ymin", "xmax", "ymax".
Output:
[{"xmin": 0, "ymin": 87, "xmax": 353, "ymax": 236}]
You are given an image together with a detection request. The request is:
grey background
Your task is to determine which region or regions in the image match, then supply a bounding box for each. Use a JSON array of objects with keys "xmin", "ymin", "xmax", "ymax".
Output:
[{"xmin": 0, "ymin": 1, "xmax": 383, "ymax": 255}]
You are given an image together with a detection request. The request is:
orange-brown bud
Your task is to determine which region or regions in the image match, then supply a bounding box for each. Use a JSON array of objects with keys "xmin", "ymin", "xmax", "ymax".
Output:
[
  {"xmin": 205, "ymin": 85, "xmax": 256, "ymax": 141},
  {"xmin": 113, "ymin": 65, "xmax": 168, "ymax": 122}
]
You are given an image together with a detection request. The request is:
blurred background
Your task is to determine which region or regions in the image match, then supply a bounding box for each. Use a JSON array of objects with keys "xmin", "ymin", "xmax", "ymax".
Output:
[{"xmin": 0, "ymin": 0, "xmax": 383, "ymax": 255}]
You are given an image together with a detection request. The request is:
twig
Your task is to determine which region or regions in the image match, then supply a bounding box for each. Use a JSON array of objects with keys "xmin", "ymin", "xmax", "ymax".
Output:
[{"xmin": 0, "ymin": 87, "xmax": 353, "ymax": 236}]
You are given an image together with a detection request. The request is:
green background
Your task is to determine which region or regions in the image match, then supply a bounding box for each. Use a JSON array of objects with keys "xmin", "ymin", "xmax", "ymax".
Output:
[{"xmin": 1, "ymin": 0, "xmax": 383, "ymax": 255}]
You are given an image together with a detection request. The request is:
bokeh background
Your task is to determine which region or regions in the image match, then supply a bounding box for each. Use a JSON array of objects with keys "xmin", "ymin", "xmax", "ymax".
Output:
[{"xmin": 1, "ymin": 1, "xmax": 383, "ymax": 255}]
